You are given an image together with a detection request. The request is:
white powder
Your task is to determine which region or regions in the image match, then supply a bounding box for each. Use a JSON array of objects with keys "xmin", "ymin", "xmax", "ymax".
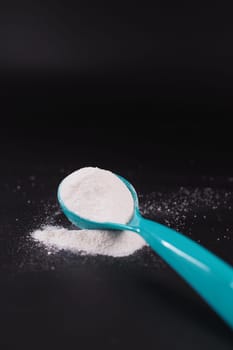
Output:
[
  {"xmin": 32, "ymin": 167, "xmax": 146, "ymax": 257},
  {"xmin": 32, "ymin": 226, "xmax": 146, "ymax": 257},
  {"xmin": 59, "ymin": 167, "xmax": 134, "ymax": 223}
]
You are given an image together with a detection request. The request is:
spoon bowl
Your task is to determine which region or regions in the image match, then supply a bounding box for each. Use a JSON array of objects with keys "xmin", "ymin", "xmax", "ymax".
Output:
[
  {"xmin": 58, "ymin": 172, "xmax": 233, "ymax": 330},
  {"xmin": 57, "ymin": 175, "xmax": 141, "ymax": 232}
]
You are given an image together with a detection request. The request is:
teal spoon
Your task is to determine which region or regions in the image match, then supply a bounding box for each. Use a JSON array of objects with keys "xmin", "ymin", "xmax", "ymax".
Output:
[{"xmin": 58, "ymin": 174, "xmax": 233, "ymax": 329}]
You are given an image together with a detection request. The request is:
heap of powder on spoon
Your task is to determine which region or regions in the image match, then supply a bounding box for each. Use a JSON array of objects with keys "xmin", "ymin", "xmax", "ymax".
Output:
[{"xmin": 32, "ymin": 167, "xmax": 146, "ymax": 257}]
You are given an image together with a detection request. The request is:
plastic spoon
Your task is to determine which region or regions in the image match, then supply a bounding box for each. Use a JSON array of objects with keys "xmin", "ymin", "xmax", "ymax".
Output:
[{"xmin": 58, "ymin": 174, "xmax": 233, "ymax": 329}]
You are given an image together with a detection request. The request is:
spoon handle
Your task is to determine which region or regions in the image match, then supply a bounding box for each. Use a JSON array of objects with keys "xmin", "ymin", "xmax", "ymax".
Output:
[{"xmin": 138, "ymin": 216, "xmax": 233, "ymax": 328}]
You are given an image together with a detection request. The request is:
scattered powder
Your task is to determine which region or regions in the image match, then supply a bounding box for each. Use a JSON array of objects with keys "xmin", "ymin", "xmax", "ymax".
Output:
[
  {"xmin": 59, "ymin": 167, "xmax": 134, "ymax": 224},
  {"xmin": 141, "ymin": 187, "xmax": 233, "ymax": 233},
  {"xmin": 32, "ymin": 172, "xmax": 233, "ymax": 258},
  {"xmin": 32, "ymin": 226, "xmax": 146, "ymax": 257}
]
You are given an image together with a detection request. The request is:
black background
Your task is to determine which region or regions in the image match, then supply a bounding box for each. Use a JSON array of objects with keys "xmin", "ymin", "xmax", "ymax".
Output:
[
  {"xmin": 1, "ymin": 0, "xmax": 233, "ymax": 346},
  {"xmin": 0, "ymin": 126, "xmax": 233, "ymax": 349},
  {"xmin": 1, "ymin": 0, "xmax": 233, "ymax": 112}
]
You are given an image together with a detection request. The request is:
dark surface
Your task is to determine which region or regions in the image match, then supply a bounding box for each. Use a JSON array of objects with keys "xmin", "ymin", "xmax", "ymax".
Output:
[{"xmin": 0, "ymin": 127, "xmax": 233, "ymax": 349}]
